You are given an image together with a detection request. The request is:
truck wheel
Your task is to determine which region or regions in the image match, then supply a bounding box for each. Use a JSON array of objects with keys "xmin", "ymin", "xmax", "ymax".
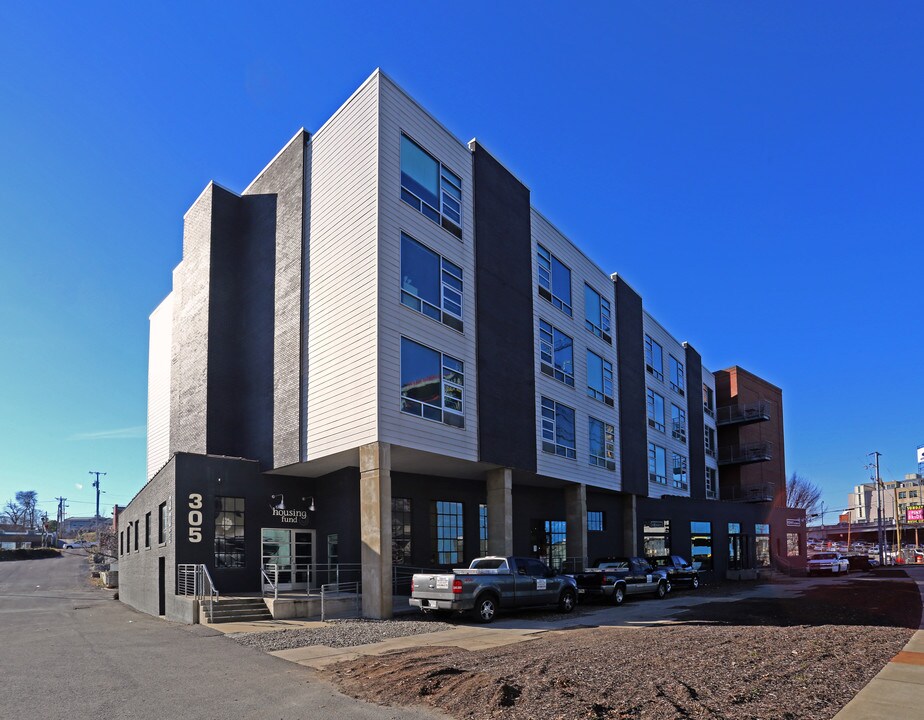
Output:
[
  {"xmin": 558, "ymin": 589, "xmax": 576, "ymax": 613},
  {"xmin": 691, "ymin": 575, "xmax": 700, "ymax": 590},
  {"xmin": 612, "ymin": 586, "xmax": 625, "ymax": 606},
  {"xmin": 656, "ymin": 581, "xmax": 668, "ymax": 599},
  {"xmin": 473, "ymin": 595, "xmax": 498, "ymax": 623}
]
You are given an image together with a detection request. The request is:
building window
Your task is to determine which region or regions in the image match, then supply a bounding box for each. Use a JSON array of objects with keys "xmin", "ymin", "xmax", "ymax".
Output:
[
  {"xmin": 705, "ymin": 467, "xmax": 718, "ymax": 499},
  {"xmin": 588, "ymin": 417, "xmax": 616, "ymax": 471},
  {"xmin": 543, "ymin": 520, "xmax": 568, "ymax": 570},
  {"xmin": 134, "ymin": 521, "xmax": 139, "ymax": 552},
  {"xmin": 669, "ymin": 356, "xmax": 685, "ymax": 396},
  {"xmin": 672, "ymin": 454, "xmax": 688, "ymax": 490},
  {"xmin": 158, "ymin": 501, "xmax": 169, "ymax": 544},
  {"xmin": 327, "ymin": 534, "xmax": 339, "ymax": 565},
  {"xmin": 400, "ymin": 233, "xmax": 463, "ymax": 332},
  {"xmin": 400, "ymin": 337, "xmax": 464, "ymax": 428},
  {"xmin": 537, "ymin": 244, "xmax": 572, "ymax": 316},
  {"xmin": 786, "ymin": 533, "xmax": 800, "ymax": 557},
  {"xmin": 755, "ymin": 523, "xmax": 770, "ymax": 534},
  {"xmin": 539, "ymin": 320, "xmax": 574, "ymax": 386},
  {"xmin": 644, "ymin": 335, "xmax": 663, "ymax": 381},
  {"xmin": 214, "ymin": 497, "xmax": 245, "ymax": 569},
  {"xmin": 648, "ymin": 442, "xmax": 667, "ymax": 484},
  {"xmin": 584, "ymin": 284, "xmax": 612, "ymax": 343},
  {"xmin": 431, "ymin": 501, "xmax": 463, "ymax": 565},
  {"xmin": 912, "ymin": 491, "xmax": 919, "ymax": 498},
  {"xmin": 479, "ymin": 504, "xmax": 488, "ymax": 557},
  {"xmin": 588, "ymin": 511, "xmax": 605, "ymax": 532},
  {"xmin": 586, "ymin": 350, "xmax": 614, "ymax": 406},
  {"xmin": 755, "ymin": 525, "xmax": 770, "ymax": 568},
  {"xmin": 119, "ymin": 531, "xmax": 123, "ymax": 556},
  {"xmin": 703, "ymin": 385, "xmax": 715, "ymax": 417},
  {"xmin": 691, "ymin": 521, "xmax": 713, "ymax": 571},
  {"xmin": 400, "ymin": 134, "xmax": 462, "ymax": 239},
  {"xmin": 643, "ymin": 520, "xmax": 671, "ymax": 557},
  {"xmin": 144, "ymin": 513, "xmax": 151, "ymax": 548},
  {"xmin": 671, "ymin": 405, "xmax": 686, "ymax": 442},
  {"xmin": 392, "ymin": 497, "xmax": 412, "ymax": 565},
  {"xmin": 899, "ymin": 491, "xmax": 907, "ymax": 499},
  {"xmin": 540, "ymin": 397, "xmax": 576, "ymax": 459},
  {"xmin": 704, "ymin": 426, "xmax": 716, "ymax": 457},
  {"xmin": 647, "ymin": 388, "xmax": 665, "ymax": 432}
]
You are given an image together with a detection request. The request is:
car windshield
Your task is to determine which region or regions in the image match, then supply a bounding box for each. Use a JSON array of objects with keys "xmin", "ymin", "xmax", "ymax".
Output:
[
  {"xmin": 470, "ymin": 558, "xmax": 507, "ymax": 570},
  {"xmin": 648, "ymin": 557, "xmax": 669, "ymax": 567},
  {"xmin": 596, "ymin": 561, "xmax": 629, "ymax": 570},
  {"xmin": 811, "ymin": 553, "xmax": 836, "ymax": 560}
]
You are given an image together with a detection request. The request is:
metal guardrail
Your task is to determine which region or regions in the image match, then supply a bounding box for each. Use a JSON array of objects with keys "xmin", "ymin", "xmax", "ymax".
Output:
[
  {"xmin": 718, "ymin": 441, "xmax": 773, "ymax": 465},
  {"xmin": 723, "ymin": 482, "xmax": 777, "ymax": 503},
  {"xmin": 177, "ymin": 563, "xmax": 219, "ymax": 615},
  {"xmin": 320, "ymin": 581, "xmax": 360, "ymax": 621},
  {"xmin": 261, "ymin": 564, "xmax": 279, "ymax": 599},
  {"xmin": 716, "ymin": 400, "xmax": 771, "ymax": 426}
]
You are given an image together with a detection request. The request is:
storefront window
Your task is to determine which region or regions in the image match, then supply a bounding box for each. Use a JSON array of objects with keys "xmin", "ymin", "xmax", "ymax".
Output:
[
  {"xmin": 431, "ymin": 501, "xmax": 463, "ymax": 565},
  {"xmin": 214, "ymin": 497, "xmax": 245, "ymax": 568},
  {"xmin": 643, "ymin": 520, "xmax": 671, "ymax": 557},
  {"xmin": 691, "ymin": 521, "xmax": 713, "ymax": 571},
  {"xmin": 392, "ymin": 498, "xmax": 412, "ymax": 565},
  {"xmin": 786, "ymin": 533, "xmax": 800, "ymax": 557},
  {"xmin": 479, "ymin": 504, "xmax": 488, "ymax": 556}
]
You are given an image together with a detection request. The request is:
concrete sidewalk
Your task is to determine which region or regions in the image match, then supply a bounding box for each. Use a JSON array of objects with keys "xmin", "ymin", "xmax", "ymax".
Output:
[{"xmin": 833, "ymin": 565, "xmax": 924, "ymax": 719}]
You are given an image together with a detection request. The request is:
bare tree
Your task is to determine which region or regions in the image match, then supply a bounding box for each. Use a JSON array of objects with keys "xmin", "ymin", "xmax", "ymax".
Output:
[
  {"xmin": 15, "ymin": 490, "xmax": 37, "ymax": 529},
  {"xmin": 787, "ymin": 472, "xmax": 823, "ymax": 516},
  {"xmin": 2, "ymin": 499, "xmax": 25, "ymax": 527}
]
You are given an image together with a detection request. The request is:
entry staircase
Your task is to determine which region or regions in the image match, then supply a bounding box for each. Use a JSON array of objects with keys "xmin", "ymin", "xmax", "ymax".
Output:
[{"xmin": 201, "ymin": 596, "xmax": 273, "ymax": 624}]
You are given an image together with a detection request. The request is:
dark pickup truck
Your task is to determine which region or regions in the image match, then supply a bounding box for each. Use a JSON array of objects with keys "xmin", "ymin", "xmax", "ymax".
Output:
[{"xmin": 574, "ymin": 556, "xmax": 670, "ymax": 604}]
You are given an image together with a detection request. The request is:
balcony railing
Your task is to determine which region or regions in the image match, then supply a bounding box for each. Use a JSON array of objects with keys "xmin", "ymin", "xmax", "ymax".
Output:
[
  {"xmin": 723, "ymin": 482, "xmax": 776, "ymax": 503},
  {"xmin": 718, "ymin": 441, "xmax": 773, "ymax": 465},
  {"xmin": 716, "ymin": 400, "xmax": 771, "ymax": 426}
]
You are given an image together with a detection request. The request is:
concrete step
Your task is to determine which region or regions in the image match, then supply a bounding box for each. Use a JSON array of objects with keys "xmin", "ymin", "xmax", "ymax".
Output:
[
  {"xmin": 202, "ymin": 597, "xmax": 273, "ymax": 624},
  {"xmin": 206, "ymin": 611, "xmax": 273, "ymax": 623}
]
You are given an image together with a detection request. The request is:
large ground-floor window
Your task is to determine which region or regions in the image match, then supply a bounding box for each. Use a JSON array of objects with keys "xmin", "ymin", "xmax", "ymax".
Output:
[
  {"xmin": 393, "ymin": 497, "xmax": 412, "ymax": 564},
  {"xmin": 431, "ymin": 501, "xmax": 463, "ymax": 565},
  {"xmin": 755, "ymin": 524, "xmax": 770, "ymax": 567},
  {"xmin": 215, "ymin": 497, "xmax": 245, "ymax": 568},
  {"xmin": 691, "ymin": 521, "xmax": 713, "ymax": 571},
  {"xmin": 643, "ymin": 520, "xmax": 671, "ymax": 557},
  {"xmin": 479, "ymin": 504, "xmax": 488, "ymax": 556}
]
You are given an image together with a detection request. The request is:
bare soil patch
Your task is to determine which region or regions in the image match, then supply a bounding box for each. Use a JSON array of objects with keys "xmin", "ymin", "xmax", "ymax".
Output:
[{"xmin": 328, "ymin": 573, "xmax": 920, "ymax": 720}]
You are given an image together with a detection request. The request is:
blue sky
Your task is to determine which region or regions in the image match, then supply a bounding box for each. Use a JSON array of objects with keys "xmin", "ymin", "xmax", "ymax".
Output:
[{"xmin": 0, "ymin": 3, "xmax": 921, "ymax": 522}]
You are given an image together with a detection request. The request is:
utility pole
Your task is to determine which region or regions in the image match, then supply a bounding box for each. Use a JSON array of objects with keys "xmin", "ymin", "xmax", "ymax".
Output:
[
  {"xmin": 55, "ymin": 496, "xmax": 67, "ymax": 540},
  {"xmin": 89, "ymin": 471, "xmax": 106, "ymax": 521},
  {"xmin": 869, "ymin": 451, "xmax": 884, "ymax": 566}
]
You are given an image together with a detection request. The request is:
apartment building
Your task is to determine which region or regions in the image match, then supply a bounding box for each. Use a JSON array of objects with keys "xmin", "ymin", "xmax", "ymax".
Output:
[
  {"xmin": 117, "ymin": 70, "xmax": 804, "ymax": 623},
  {"xmin": 849, "ymin": 475, "xmax": 924, "ymax": 525}
]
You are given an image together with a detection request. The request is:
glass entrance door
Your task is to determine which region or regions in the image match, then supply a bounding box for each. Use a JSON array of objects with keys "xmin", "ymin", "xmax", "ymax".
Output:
[{"xmin": 262, "ymin": 528, "xmax": 315, "ymax": 591}]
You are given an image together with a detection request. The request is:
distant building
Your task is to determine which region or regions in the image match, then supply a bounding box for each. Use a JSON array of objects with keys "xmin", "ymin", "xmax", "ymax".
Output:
[
  {"xmin": 60, "ymin": 516, "xmax": 103, "ymax": 536},
  {"xmin": 848, "ymin": 475, "xmax": 924, "ymax": 525},
  {"xmin": 918, "ymin": 445, "xmax": 924, "ymax": 476}
]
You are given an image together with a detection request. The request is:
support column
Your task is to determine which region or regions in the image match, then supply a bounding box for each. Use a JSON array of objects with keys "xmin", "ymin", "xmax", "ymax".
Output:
[
  {"xmin": 565, "ymin": 483, "xmax": 588, "ymax": 568},
  {"xmin": 485, "ymin": 468, "xmax": 513, "ymax": 556},
  {"xmin": 359, "ymin": 442, "xmax": 392, "ymax": 619},
  {"xmin": 623, "ymin": 493, "xmax": 638, "ymax": 556}
]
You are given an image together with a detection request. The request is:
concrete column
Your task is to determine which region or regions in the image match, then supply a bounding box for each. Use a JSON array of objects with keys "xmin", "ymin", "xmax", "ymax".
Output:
[
  {"xmin": 485, "ymin": 468, "xmax": 513, "ymax": 556},
  {"xmin": 359, "ymin": 442, "xmax": 392, "ymax": 619},
  {"xmin": 564, "ymin": 483, "xmax": 588, "ymax": 567},
  {"xmin": 623, "ymin": 493, "xmax": 638, "ymax": 555}
]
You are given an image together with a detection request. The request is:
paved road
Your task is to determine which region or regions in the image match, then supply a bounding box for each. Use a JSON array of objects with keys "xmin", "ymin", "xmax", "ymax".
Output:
[{"xmin": 0, "ymin": 553, "xmax": 445, "ymax": 720}]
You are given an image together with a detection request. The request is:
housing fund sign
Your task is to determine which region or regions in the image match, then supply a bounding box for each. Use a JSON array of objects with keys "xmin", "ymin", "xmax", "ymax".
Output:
[{"xmin": 269, "ymin": 495, "xmax": 309, "ymax": 525}]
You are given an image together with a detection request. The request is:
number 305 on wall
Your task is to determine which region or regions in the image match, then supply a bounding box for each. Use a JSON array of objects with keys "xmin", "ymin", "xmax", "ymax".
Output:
[{"xmin": 188, "ymin": 493, "xmax": 203, "ymax": 543}]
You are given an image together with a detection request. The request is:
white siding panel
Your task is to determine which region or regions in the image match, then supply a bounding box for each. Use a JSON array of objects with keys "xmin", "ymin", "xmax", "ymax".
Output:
[
  {"xmin": 146, "ymin": 293, "xmax": 173, "ymax": 480},
  {"xmin": 376, "ymin": 75, "xmax": 479, "ymax": 461},
  {"xmin": 531, "ymin": 210, "xmax": 621, "ymax": 491},
  {"xmin": 305, "ymin": 74, "xmax": 381, "ymax": 458}
]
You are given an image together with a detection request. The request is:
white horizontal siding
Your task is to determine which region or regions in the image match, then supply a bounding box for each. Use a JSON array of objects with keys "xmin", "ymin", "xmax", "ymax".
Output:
[
  {"xmin": 146, "ymin": 293, "xmax": 173, "ymax": 480},
  {"xmin": 531, "ymin": 210, "xmax": 621, "ymax": 491},
  {"xmin": 375, "ymin": 74, "xmax": 479, "ymax": 461},
  {"xmin": 305, "ymin": 73, "xmax": 381, "ymax": 458}
]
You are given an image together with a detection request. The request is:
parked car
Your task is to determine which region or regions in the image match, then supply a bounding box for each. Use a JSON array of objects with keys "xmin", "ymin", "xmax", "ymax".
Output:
[
  {"xmin": 574, "ymin": 557, "xmax": 670, "ymax": 604},
  {"xmin": 62, "ymin": 540, "xmax": 98, "ymax": 549},
  {"xmin": 806, "ymin": 552, "xmax": 850, "ymax": 576},
  {"xmin": 647, "ymin": 554, "xmax": 700, "ymax": 589},
  {"xmin": 845, "ymin": 554, "xmax": 875, "ymax": 572},
  {"xmin": 409, "ymin": 556, "xmax": 578, "ymax": 623}
]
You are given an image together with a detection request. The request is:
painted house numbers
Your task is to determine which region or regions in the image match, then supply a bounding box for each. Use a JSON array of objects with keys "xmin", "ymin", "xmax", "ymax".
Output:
[{"xmin": 188, "ymin": 493, "xmax": 203, "ymax": 542}]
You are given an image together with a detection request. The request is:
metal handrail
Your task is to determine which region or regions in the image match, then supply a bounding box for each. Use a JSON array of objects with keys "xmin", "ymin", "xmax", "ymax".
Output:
[
  {"xmin": 716, "ymin": 400, "xmax": 771, "ymax": 426},
  {"xmin": 718, "ymin": 441, "xmax": 773, "ymax": 465},
  {"xmin": 261, "ymin": 563, "xmax": 279, "ymax": 600},
  {"xmin": 320, "ymin": 581, "xmax": 360, "ymax": 621},
  {"xmin": 199, "ymin": 564, "xmax": 218, "ymax": 615},
  {"xmin": 177, "ymin": 563, "xmax": 219, "ymax": 616}
]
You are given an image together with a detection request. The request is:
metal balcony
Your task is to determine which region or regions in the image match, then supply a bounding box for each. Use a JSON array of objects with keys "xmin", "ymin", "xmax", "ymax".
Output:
[
  {"xmin": 724, "ymin": 482, "xmax": 777, "ymax": 503},
  {"xmin": 715, "ymin": 400, "xmax": 771, "ymax": 426},
  {"xmin": 717, "ymin": 441, "xmax": 773, "ymax": 466}
]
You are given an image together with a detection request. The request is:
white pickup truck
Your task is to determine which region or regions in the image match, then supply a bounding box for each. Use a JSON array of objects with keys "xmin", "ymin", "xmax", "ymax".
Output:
[{"xmin": 409, "ymin": 556, "xmax": 579, "ymax": 623}]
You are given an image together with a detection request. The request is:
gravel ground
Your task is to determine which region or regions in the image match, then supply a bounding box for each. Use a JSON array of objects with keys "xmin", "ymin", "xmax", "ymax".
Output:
[
  {"xmin": 327, "ymin": 572, "xmax": 921, "ymax": 720},
  {"xmin": 229, "ymin": 617, "xmax": 458, "ymax": 652}
]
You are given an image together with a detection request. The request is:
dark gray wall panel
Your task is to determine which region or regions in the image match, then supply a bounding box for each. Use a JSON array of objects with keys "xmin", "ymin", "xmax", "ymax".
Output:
[
  {"xmin": 471, "ymin": 143, "xmax": 536, "ymax": 471},
  {"xmin": 684, "ymin": 343, "xmax": 707, "ymax": 500},
  {"xmin": 614, "ymin": 277, "xmax": 648, "ymax": 496}
]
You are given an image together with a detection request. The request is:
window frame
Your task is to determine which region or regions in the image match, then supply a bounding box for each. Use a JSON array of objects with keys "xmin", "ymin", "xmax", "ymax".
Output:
[
  {"xmin": 399, "ymin": 232, "xmax": 464, "ymax": 333},
  {"xmin": 392, "ymin": 497, "xmax": 412, "ymax": 565},
  {"xmin": 479, "ymin": 504, "xmax": 488, "ymax": 557},
  {"xmin": 399, "ymin": 133, "xmax": 463, "ymax": 239},
  {"xmin": 431, "ymin": 500, "xmax": 464, "ymax": 566},
  {"xmin": 537, "ymin": 244, "xmax": 573, "ymax": 316},
  {"xmin": 540, "ymin": 396, "xmax": 577, "ymax": 459},
  {"xmin": 705, "ymin": 467, "xmax": 718, "ymax": 499},
  {"xmin": 588, "ymin": 511, "xmax": 605, "ymax": 532},
  {"xmin": 539, "ymin": 319, "xmax": 575, "ymax": 387},
  {"xmin": 586, "ymin": 349, "xmax": 614, "ymax": 406},
  {"xmin": 669, "ymin": 355, "xmax": 685, "ymax": 396},
  {"xmin": 647, "ymin": 388, "xmax": 666, "ymax": 432},
  {"xmin": 704, "ymin": 426, "xmax": 716, "ymax": 457},
  {"xmin": 144, "ymin": 512, "xmax": 151, "ymax": 549},
  {"xmin": 214, "ymin": 496, "xmax": 245, "ymax": 569},
  {"xmin": 645, "ymin": 335, "xmax": 664, "ymax": 381},
  {"xmin": 671, "ymin": 404, "xmax": 686, "ymax": 442},
  {"xmin": 703, "ymin": 384, "xmax": 715, "ymax": 417},
  {"xmin": 583, "ymin": 284, "xmax": 612, "ymax": 344},
  {"xmin": 400, "ymin": 337, "xmax": 465, "ymax": 429},
  {"xmin": 672, "ymin": 453, "xmax": 688, "ymax": 490},
  {"xmin": 588, "ymin": 416, "xmax": 616, "ymax": 471},
  {"xmin": 648, "ymin": 442, "xmax": 667, "ymax": 484}
]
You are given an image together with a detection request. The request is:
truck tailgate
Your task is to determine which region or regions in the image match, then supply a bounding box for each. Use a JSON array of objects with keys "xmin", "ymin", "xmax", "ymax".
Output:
[{"xmin": 412, "ymin": 573, "xmax": 457, "ymax": 601}]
